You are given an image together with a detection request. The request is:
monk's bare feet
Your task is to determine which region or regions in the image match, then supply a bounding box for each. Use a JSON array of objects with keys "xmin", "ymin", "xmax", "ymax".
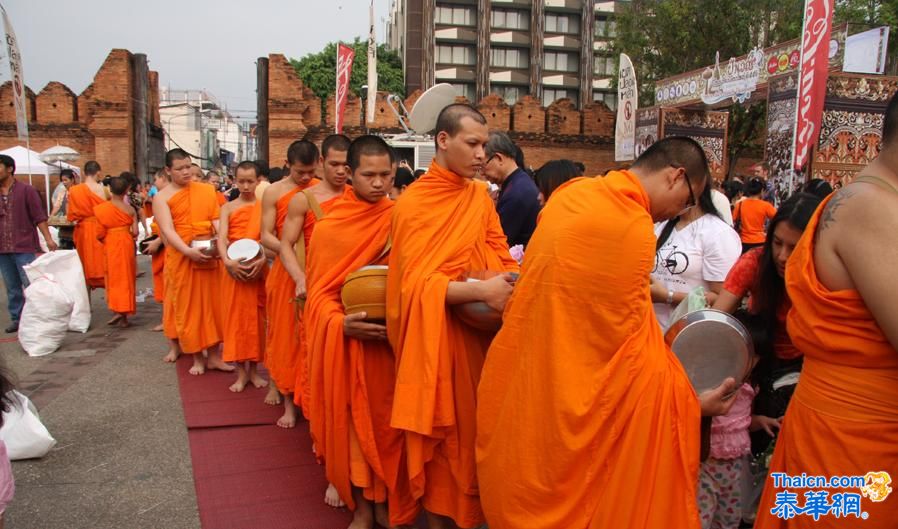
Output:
[
  {"xmin": 249, "ymin": 373, "xmax": 268, "ymax": 389},
  {"xmin": 347, "ymin": 488, "xmax": 374, "ymax": 528},
  {"xmin": 115, "ymin": 316, "xmax": 131, "ymax": 328},
  {"xmin": 264, "ymin": 385, "xmax": 282, "ymax": 406},
  {"xmin": 206, "ymin": 349, "xmax": 235, "ymax": 372},
  {"xmin": 325, "ymin": 483, "xmax": 346, "ymax": 508},
  {"xmin": 277, "ymin": 398, "xmax": 297, "ymax": 428},
  {"xmin": 229, "ymin": 366, "xmax": 249, "ymax": 393},
  {"xmin": 374, "ymin": 502, "xmax": 390, "ymax": 528},
  {"xmin": 163, "ymin": 349, "xmax": 180, "ymax": 363},
  {"xmin": 152, "ymin": 322, "xmax": 164, "ymax": 332},
  {"xmin": 107, "ymin": 314, "xmax": 123, "ymax": 326},
  {"xmin": 188, "ymin": 355, "xmax": 206, "ymax": 376}
]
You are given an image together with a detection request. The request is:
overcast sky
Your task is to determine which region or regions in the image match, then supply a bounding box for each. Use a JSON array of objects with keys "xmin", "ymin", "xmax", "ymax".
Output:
[{"xmin": 4, "ymin": 0, "xmax": 392, "ymax": 124}]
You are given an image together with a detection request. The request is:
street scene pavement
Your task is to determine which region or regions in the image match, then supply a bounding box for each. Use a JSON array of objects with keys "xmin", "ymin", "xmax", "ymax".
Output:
[{"xmin": 2, "ymin": 256, "xmax": 201, "ymax": 529}]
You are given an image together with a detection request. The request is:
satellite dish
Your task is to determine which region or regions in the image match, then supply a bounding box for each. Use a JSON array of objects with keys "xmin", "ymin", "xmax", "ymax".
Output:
[{"xmin": 408, "ymin": 83, "xmax": 458, "ymax": 134}]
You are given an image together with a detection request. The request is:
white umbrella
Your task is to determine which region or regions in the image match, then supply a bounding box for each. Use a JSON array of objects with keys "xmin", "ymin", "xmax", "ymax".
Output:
[{"xmin": 39, "ymin": 144, "xmax": 80, "ymax": 164}]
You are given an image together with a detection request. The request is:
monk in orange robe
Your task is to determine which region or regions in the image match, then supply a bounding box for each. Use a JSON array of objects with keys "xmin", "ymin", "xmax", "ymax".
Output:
[
  {"xmin": 277, "ymin": 135, "xmax": 352, "ymax": 418},
  {"xmin": 755, "ymin": 97, "xmax": 898, "ymax": 529},
  {"xmin": 68, "ymin": 162, "xmax": 107, "ymax": 289},
  {"xmin": 385, "ymin": 105, "xmax": 519, "ymax": 529},
  {"xmin": 154, "ymin": 149, "xmax": 232, "ymax": 376},
  {"xmin": 476, "ymin": 137, "xmax": 737, "ymax": 529},
  {"xmin": 260, "ymin": 140, "xmax": 321, "ymax": 420},
  {"xmin": 217, "ymin": 161, "xmax": 269, "ymax": 393},
  {"xmin": 94, "ymin": 176, "xmax": 137, "ymax": 327},
  {"xmin": 306, "ymin": 136, "xmax": 418, "ymax": 528}
]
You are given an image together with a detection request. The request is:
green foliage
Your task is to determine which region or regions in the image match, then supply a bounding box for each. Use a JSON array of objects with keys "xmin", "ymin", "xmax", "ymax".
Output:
[{"xmin": 290, "ymin": 38, "xmax": 406, "ymax": 101}]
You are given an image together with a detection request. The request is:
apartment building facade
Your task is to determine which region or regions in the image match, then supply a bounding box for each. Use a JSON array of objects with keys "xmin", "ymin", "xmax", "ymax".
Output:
[{"xmin": 387, "ymin": 0, "xmax": 621, "ymax": 110}]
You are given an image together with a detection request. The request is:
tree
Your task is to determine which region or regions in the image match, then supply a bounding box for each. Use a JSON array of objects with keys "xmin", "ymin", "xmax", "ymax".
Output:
[{"xmin": 290, "ymin": 38, "xmax": 406, "ymax": 102}]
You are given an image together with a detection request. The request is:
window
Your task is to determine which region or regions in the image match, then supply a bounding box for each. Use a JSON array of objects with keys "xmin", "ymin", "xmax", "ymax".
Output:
[
  {"xmin": 436, "ymin": 44, "xmax": 475, "ymax": 65},
  {"xmin": 449, "ymin": 83, "xmax": 476, "ymax": 101},
  {"xmin": 436, "ymin": 4, "xmax": 475, "ymax": 26},
  {"xmin": 492, "ymin": 8, "xmax": 530, "ymax": 30},
  {"xmin": 544, "ymin": 51, "xmax": 579, "ymax": 73},
  {"xmin": 492, "ymin": 85, "xmax": 527, "ymax": 105},
  {"xmin": 593, "ymin": 90, "xmax": 617, "ymax": 110},
  {"xmin": 594, "ymin": 55, "xmax": 616, "ymax": 76},
  {"xmin": 491, "ymin": 48, "xmax": 529, "ymax": 69},
  {"xmin": 545, "ymin": 13, "xmax": 580, "ymax": 34},
  {"xmin": 595, "ymin": 17, "xmax": 616, "ymax": 38},
  {"xmin": 543, "ymin": 88, "xmax": 577, "ymax": 107}
]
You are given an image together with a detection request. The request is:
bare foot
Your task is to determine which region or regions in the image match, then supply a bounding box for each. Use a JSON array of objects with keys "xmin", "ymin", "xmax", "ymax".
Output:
[
  {"xmin": 152, "ymin": 323, "xmax": 164, "ymax": 332},
  {"xmin": 107, "ymin": 314, "xmax": 123, "ymax": 326},
  {"xmin": 229, "ymin": 367, "xmax": 249, "ymax": 393},
  {"xmin": 163, "ymin": 348, "xmax": 180, "ymax": 363},
  {"xmin": 115, "ymin": 317, "xmax": 131, "ymax": 328},
  {"xmin": 249, "ymin": 373, "xmax": 268, "ymax": 389},
  {"xmin": 206, "ymin": 350, "xmax": 236, "ymax": 372},
  {"xmin": 277, "ymin": 398, "xmax": 297, "ymax": 428},
  {"xmin": 188, "ymin": 356, "xmax": 206, "ymax": 376},
  {"xmin": 325, "ymin": 483, "xmax": 346, "ymax": 508},
  {"xmin": 348, "ymin": 488, "xmax": 374, "ymax": 528},
  {"xmin": 264, "ymin": 385, "xmax": 282, "ymax": 406},
  {"xmin": 374, "ymin": 503, "xmax": 390, "ymax": 528}
]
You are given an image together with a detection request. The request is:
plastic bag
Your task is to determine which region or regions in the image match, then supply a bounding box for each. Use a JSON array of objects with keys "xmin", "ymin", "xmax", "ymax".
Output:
[
  {"xmin": 18, "ymin": 274, "xmax": 74, "ymax": 357},
  {"xmin": 665, "ymin": 285, "xmax": 710, "ymax": 332},
  {"xmin": 0, "ymin": 390, "xmax": 57, "ymax": 460},
  {"xmin": 23, "ymin": 250, "xmax": 91, "ymax": 332}
]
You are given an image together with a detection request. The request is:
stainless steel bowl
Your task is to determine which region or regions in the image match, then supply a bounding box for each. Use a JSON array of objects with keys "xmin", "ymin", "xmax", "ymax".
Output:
[{"xmin": 663, "ymin": 309, "xmax": 753, "ymax": 393}]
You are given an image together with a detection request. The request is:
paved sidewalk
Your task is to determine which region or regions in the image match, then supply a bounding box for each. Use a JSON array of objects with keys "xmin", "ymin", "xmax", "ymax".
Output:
[{"xmin": 2, "ymin": 256, "xmax": 201, "ymax": 529}]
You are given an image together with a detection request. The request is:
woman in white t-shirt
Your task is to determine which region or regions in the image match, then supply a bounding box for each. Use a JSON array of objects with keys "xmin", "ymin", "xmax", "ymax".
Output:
[{"xmin": 650, "ymin": 182, "xmax": 742, "ymax": 329}]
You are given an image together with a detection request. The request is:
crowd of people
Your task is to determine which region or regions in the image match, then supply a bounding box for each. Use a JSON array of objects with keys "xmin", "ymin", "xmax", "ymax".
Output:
[{"xmin": 0, "ymin": 94, "xmax": 896, "ymax": 529}]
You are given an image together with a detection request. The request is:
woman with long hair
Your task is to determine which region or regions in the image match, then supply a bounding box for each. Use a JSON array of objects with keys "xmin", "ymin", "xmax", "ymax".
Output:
[
  {"xmin": 712, "ymin": 192, "xmax": 823, "ymax": 525},
  {"xmin": 733, "ymin": 177, "xmax": 777, "ymax": 253},
  {"xmin": 533, "ymin": 159, "xmax": 580, "ymax": 207},
  {"xmin": 650, "ymin": 182, "xmax": 741, "ymax": 329}
]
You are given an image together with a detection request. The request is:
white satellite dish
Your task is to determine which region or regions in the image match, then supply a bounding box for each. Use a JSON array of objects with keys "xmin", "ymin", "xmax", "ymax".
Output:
[{"xmin": 408, "ymin": 83, "xmax": 458, "ymax": 134}]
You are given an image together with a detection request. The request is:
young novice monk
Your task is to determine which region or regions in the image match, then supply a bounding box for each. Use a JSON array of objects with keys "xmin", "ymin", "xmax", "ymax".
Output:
[
  {"xmin": 217, "ymin": 161, "xmax": 269, "ymax": 392},
  {"xmin": 94, "ymin": 176, "xmax": 138, "ymax": 327}
]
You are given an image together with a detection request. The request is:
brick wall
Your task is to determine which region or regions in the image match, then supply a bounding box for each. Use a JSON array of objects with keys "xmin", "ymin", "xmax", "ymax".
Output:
[
  {"xmin": 0, "ymin": 49, "xmax": 161, "ymax": 182},
  {"xmin": 263, "ymin": 54, "xmax": 617, "ymax": 171}
]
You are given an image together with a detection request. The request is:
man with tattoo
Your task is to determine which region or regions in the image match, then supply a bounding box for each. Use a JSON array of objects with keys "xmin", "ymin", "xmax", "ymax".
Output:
[{"xmin": 755, "ymin": 92, "xmax": 898, "ymax": 528}]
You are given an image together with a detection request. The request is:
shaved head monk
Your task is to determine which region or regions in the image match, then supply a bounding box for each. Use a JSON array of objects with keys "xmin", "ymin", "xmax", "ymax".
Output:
[
  {"xmin": 476, "ymin": 137, "xmax": 738, "ymax": 529},
  {"xmin": 386, "ymin": 104, "xmax": 520, "ymax": 529},
  {"xmin": 68, "ymin": 160, "xmax": 107, "ymax": 290},
  {"xmin": 94, "ymin": 176, "xmax": 138, "ymax": 327},
  {"xmin": 754, "ymin": 94, "xmax": 898, "ymax": 528},
  {"xmin": 260, "ymin": 140, "xmax": 321, "ymax": 420},
  {"xmin": 216, "ymin": 161, "xmax": 268, "ymax": 393},
  {"xmin": 154, "ymin": 148, "xmax": 233, "ymax": 376},
  {"xmin": 305, "ymin": 135, "xmax": 419, "ymax": 529}
]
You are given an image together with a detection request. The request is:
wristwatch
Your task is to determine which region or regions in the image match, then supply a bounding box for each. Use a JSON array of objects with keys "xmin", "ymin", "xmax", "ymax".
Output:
[{"xmin": 666, "ymin": 289, "xmax": 675, "ymax": 305}]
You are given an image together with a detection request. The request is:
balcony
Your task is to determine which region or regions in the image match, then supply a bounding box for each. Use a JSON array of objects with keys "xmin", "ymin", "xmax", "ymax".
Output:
[
  {"xmin": 542, "ymin": 73, "xmax": 580, "ymax": 88},
  {"xmin": 544, "ymin": 35, "xmax": 581, "ymax": 50},
  {"xmin": 490, "ymin": 30, "xmax": 532, "ymax": 46},
  {"xmin": 489, "ymin": 70, "xmax": 531, "ymax": 84},
  {"xmin": 435, "ymin": 27, "xmax": 478, "ymax": 43}
]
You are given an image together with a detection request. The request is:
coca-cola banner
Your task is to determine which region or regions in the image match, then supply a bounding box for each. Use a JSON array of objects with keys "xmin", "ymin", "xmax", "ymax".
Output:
[
  {"xmin": 792, "ymin": 0, "xmax": 835, "ymax": 170},
  {"xmin": 335, "ymin": 43, "xmax": 355, "ymax": 134}
]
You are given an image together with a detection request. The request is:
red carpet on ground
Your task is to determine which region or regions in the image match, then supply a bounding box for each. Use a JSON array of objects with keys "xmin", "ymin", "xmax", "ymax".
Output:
[{"xmin": 175, "ymin": 356, "xmax": 352, "ymax": 529}]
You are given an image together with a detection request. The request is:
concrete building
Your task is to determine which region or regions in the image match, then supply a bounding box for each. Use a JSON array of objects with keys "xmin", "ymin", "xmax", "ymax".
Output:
[
  {"xmin": 386, "ymin": 0, "xmax": 623, "ymax": 109},
  {"xmin": 159, "ymin": 89, "xmax": 251, "ymax": 171}
]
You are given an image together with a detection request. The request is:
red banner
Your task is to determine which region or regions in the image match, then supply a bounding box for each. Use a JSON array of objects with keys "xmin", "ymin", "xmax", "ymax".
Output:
[
  {"xmin": 792, "ymin": 0, "xmax": 835, "ymax": 170},
  {"xmin": 335, "ymin": 43, "xmax": 355, "ymax": 134}
]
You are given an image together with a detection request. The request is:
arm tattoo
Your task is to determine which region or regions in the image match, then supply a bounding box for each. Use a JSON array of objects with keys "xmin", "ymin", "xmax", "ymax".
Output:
[{"xmin": 818, "ymin": 188, "xmax": 855, "ymax": 233}]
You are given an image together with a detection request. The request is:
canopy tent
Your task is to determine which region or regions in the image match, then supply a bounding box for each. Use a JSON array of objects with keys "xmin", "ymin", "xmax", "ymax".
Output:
[{"xmin": 0, "ymin": 145, "xmax": 79, "ymax": 213}]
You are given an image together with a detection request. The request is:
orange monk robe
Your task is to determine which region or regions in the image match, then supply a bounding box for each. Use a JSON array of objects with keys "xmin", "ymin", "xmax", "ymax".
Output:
[
  {"xmin": 162, "ymin": 182, "xmax": 223, "ymax": 354},
  {"xmin": 305, "ymin": 193, "xmax": 418, "ymax": 526},
  {"xmin": 94, "ymin": 202, "xmax": 136, "ymax": 315},
  {"xmin": 265, "ymin": 179, "xmax": 319, "ymax": 395},
  {"xmin": 67, "ymin": 184, "xmax": 106, "ymax": 288},
  {"xmin": 476, "ymin": 171, "xmax": 701, "ymax": 529},
  {"xmin": 216, "ymin": 191, "xmax": 227, "ymax": 206},
  {"xmin": 150, "ymin": 221, "xmax": 165, "ymax": 304},
  {"xmin": 295, "ymin": 186, "xmax": 354, "ymax": 412},
  {"xmin": 385, "ymin": 161, "xmax": 519, "ymax": 528},
  {"xmin": 755, "ymin": 195, "xmax": 898, "ymax": 529},
  {"xmin": 220, "ymin": 201, "xmax": 267, "ymax": 363}
]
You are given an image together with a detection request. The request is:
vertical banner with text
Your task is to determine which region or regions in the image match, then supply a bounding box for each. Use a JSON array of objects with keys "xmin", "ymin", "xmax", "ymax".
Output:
[
  {"xmin": 335, "ymin": 43, "xmax": 355, "ymax": 134},
  {"xmin": 615, "ymin": 54, "xmax": 637, "ymax": 161},
  {"xmin": 1, "ymin": 5, "xmax": 28, "ymax": 142},
  {"xmin": 366, "ymin": 0, "xmax": 377, "ymax": 124},
  {"xmin": 792, "ymin": 0, "xmax": 834, "ymax": 171}
]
